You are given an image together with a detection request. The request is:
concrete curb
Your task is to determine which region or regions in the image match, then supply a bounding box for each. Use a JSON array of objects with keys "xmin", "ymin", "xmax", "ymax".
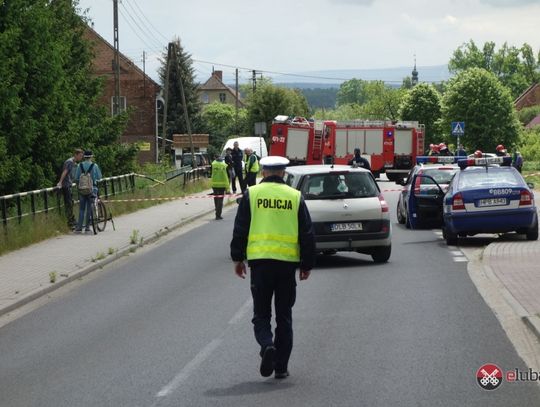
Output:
[
  {"xmin": 0, "ymin": 204, "xmax": 226, "ymax": 318},
  {"xmin": 481, "ymin": 243, "xmax": 540, "ymax": 343},
  {"xmin": 522, "ymin": 316, "xmax": 540, "ymax": 342}
]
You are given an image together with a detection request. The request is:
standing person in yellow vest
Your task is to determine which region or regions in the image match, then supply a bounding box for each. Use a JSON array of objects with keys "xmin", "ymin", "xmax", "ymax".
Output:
[
  {"xmin": 244, "ymin": 148, "xmax": 259, "ymax": 187},
  {"xmin": 230, "ymin": 156, "xmax": 316, "ymax": 379},
  {"xmin": 211, "ymin": 154, "xmax": 229, "ymax": 220}
]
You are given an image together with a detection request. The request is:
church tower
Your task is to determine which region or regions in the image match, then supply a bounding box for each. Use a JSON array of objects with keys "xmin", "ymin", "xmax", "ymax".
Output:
[{"xmin": 412, "ymin": 56, "xmax": 419, "ymax": 86}]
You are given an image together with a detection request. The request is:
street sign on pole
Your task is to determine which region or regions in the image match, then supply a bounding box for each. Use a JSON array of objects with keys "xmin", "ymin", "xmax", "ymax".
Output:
[
  {"xmin": 451, "ymin": 121, "xmax": 465, "ymax": 149},
  {"xmin": 451, "ymin": 122, "xmax": 465, "ymax": 137},
  {"xmin": 254, "ymin": 122, "xmax": 266, "ymax": 136}
]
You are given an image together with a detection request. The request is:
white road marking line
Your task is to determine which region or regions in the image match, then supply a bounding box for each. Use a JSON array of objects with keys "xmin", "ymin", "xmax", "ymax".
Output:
[
  {"xmin": 450, "ymin": 250, "xmax": 463, "ymax": 256},
  {"xmin": 453, "ymin": 256, "xmax": 468, "ymax": 262},
  {"xmin": 228, "ymin": 298, "xmax": 251, "ymax": 325},
  {"xmin": 154, "ymin": 297, "xmax": 251, "ymax": 400},
  {"xmin": 156, "ymin": 338, "xmax": 223, "ymax": 398}
]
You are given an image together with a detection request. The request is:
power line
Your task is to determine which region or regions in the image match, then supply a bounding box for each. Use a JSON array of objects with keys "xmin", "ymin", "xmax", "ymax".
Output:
[
  {"xmin": 130, "ymin": 0, "xmax": 170, "ymax": 42},
  {"xmin": 191, "ymin": 58, "xmax": 441, "ymax": 84},
  {"xmin": 123, "ymin": 0, "xmax": 165, "ymax": 48},
  {"xmin": 119, "ymin": 2, "xmax": 162, "ymax": 50},
  {"xmin": 118, "ymin": 8, "xmax": 156, "ymax": 51}
]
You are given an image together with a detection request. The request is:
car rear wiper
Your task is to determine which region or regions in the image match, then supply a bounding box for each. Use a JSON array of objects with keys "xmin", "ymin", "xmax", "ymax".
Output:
[{"xmin": 317, "ymin": 193, "xmax": 351, "ymax": 199}]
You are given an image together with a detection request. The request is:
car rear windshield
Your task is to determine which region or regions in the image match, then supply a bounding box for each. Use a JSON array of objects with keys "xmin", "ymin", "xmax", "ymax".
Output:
[
  {"xmin": 421, "ymin": 167, "xmax": 458, "ymax": 185},
  {"xmin": 301, "ymin": 172, "xmax": 379, "ymax": 199},
  {"xmin": 458, "ymin": 168, "xmax": 522, "ymax": 189}
]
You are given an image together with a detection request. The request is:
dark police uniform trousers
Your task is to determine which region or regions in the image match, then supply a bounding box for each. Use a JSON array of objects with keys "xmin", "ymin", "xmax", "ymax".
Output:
[{"xmin": 250, "ymin": 260, "xmax": 296, "ymax": 372}]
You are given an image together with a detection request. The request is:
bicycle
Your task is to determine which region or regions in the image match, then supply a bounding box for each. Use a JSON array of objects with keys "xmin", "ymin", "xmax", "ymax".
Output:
[{"xmin": 90, "ymin": 194, "xmax": 115, "ymax": 234}]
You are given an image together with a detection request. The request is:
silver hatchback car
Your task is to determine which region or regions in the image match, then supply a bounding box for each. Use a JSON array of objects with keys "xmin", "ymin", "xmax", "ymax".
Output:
[{"xmin": 284, "ymin": 165, "xmax": 392, "ymax": 263}]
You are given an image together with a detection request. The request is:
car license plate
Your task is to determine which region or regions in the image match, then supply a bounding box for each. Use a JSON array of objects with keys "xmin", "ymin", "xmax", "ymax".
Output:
[
  {"xmin": 478, "ymin": 198, "xmax": 507, "ymax": 207},
  {"xmin": 330, "ymin": 222, "xmax": 362, "ymax": 232}
]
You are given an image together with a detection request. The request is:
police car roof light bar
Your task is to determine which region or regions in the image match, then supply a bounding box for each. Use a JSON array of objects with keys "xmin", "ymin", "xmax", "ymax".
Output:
[
  {"xmin": 457, "ymin": 156, "xmax": 511, "ymax": 170},
  {"xmin": 416, "ymin": 156, "xmax": 459, "ymax": 165}
]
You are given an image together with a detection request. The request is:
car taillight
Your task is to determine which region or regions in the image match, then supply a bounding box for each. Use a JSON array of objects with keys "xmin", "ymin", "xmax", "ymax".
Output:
[
  {"xmin": 378, "ymin": 194, "xmax": 389, "ymax": 213},
  {"xmin": 413, "ymin": 174, "xmax": 422, "ymax": 194},
  {"xmin": 452, "ymin": 193, "xmax": 465, "ymax": 211},
  {"xmin": 519, "ymin": 190, "xmax": 533, "ymax": 206}
]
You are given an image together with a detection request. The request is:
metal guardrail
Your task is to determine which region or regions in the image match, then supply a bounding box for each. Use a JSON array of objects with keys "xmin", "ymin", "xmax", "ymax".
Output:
[
  {"xmin": 0, "ymin": 166, "xmax": 212, "ymax": 225},
  {"xmin": 0, "ymin": 173, "xmax": 136, "ymax": 225},
  {"xmin": 182, "ymin": 166, "xmax": 210, "ymax": 186},
  {"xmin": 164, "ymin": 165, "xmax": 192, "ymax": 182}
]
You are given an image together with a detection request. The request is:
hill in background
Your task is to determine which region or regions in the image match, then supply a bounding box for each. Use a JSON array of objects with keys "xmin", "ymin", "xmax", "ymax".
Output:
[{"xmin": 223, "ymin": 65, "xmax": 451, "ymax": 109}]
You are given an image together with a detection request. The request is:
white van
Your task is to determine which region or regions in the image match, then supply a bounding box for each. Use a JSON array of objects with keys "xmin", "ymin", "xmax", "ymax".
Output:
[{"xmin": 222, "ymin": 137, "xmax": 268, "ymax": 158}]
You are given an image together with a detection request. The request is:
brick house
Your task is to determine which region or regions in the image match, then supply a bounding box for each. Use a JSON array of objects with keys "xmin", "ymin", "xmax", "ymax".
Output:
[
  {"xmin": 85, "ymin": 26, "xmax": 161, "ymax": 164},
  {"xmin": 514, "ymin": 83, "xmax": 540, "ymax": 111},
  {"xmin": 198, "ymin": 70, "xmax": 244, "ymax": 107}
]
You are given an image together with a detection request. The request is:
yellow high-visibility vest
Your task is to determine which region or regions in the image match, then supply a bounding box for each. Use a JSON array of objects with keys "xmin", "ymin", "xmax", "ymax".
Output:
[
  {"xmin": 211, "ymin": 160, "xmax": 229, "ymax": 188},
  {"xmin": 247, "ymin": 182, "xmax": 300, "ymax": 262},
  {"xmin": 245, "ymin": 154, "xmax": 260, "ymax": 173}
]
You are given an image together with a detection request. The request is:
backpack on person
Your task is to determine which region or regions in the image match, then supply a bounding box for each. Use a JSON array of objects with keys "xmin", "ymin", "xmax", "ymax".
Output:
[{"xmin": 78, "ymin": 163, "xmax": 95, "ymax": 195}]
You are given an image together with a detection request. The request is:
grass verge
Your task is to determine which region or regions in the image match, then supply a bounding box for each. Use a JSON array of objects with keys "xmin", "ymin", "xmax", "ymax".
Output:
[{"xmin": 0, "ymin": 175, "xmax": 210, "ymax": 256}]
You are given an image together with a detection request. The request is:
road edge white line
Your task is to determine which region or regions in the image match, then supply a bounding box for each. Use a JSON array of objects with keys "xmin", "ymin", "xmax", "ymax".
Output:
[
  {"xmin": 228, "ymin": 298, "xmax": 252, "ymax": 325},
  {"xmin": 156, "ymin": 337, "xmax": 223, "ymax": 398}
]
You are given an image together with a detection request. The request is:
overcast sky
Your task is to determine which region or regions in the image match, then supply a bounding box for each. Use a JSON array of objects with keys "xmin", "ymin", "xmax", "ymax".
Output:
[{"xmin": 78, "ymin": 0, "xmax": 540, "ymax": 83}]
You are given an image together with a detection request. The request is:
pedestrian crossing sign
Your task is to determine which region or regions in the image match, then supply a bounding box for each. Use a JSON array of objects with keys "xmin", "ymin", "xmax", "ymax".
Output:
[{"xmin": 451, "ymin": 121, "xmax": 465, "ymax": 136}]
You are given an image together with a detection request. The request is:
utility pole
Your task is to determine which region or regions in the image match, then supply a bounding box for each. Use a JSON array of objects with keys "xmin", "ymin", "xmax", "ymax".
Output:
[
  {"xmin": 235, "ymin": 68, "xmax": 239, "ymax": 135},
  {"xmin": 161, "ymin": 42, "xmax": 173, "ymax": 159},
  {"xmin": 252, "ymin": 70, "xmax": 257, "ymax": 93},
  {"xmin": 113, "ymin": 0, "xmax": 121, "ymax": 115},
  {"xmin": 175, "ymin": 42, "xmax": 196, "ymax": 168},
  {"xmin": 142, "ymin": 51, "xmax": 146, "ymax": 98}
]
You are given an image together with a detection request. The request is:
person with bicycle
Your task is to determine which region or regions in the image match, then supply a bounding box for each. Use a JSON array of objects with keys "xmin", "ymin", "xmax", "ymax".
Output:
[{"xmin": 74, "ymin": 150, "xmax": 102, "ymax": 233}]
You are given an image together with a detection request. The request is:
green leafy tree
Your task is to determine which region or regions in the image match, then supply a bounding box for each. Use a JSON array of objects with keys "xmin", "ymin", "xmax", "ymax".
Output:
[
  {"xmin": 200, "ymin": 102, "xmax": 248, "ymax": 156},
  {"xmin": 401, "ymin": 76, "xmax": 414, "ymax": 90},
  {"xmin": 313, "ymin": 103, "xmax": 364, "ymax": 120},
  {"xmin": 449, "ymin": 40, "xmax": 540, "ymax": 98},
  {"xmin": 441, "ymin": 68, "xmax": 521, "ymax": 151},
  {"xmin": 336, "ymin": 78, "xmax": 369, "ymax": 106},
  {"xmin": 517, "ymin": 105, "xmax": 540, "ymax": 126},
  {"xmin": 300, "ymin": 88, "xmax": 338, "ymax": 109},
  {"xmin": 400, "ymin": 83, "xmax": 442, "ymax": 146},
  {"xmin": 159, "ymin": 39, "xmax": 201, "ymax": 139},
  {"xmin": 360, "ymin": 84, "xmax": 405, "ymax": 120},
  {"xmin": 336, "ymin": 79, "xmax": 404, "ymax": 120},
  {"xmin": 246, "ymin": 82, "xmax": 310, "ymax": 140},
  {"xmin": 518, "ymin": 127, "xmax": 540, "ymax": 162},
  {"xmin": 0, "ymin": 0, "xmax": 134, "ymax": 195}
]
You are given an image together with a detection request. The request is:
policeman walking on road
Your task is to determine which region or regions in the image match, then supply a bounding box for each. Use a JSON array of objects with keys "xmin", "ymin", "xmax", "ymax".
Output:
[
  {"xmin": 211, "ymin": 154, "xmax": 229, "ymax": 220},
  {"xmin": 230, "ymin": 156, "xmax": 316, "ymax": 379}
]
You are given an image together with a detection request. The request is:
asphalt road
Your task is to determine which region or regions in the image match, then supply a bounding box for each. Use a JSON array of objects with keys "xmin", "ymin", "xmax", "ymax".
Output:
[{"xmin": 0, "ymin": 180, "xmax": 539, "ymax": 407}]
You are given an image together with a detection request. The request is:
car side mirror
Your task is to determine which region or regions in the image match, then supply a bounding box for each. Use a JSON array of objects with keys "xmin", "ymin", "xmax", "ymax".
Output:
[{"xmin": 527, "ymin": 182, "xmax": 535, "ymax": 189}]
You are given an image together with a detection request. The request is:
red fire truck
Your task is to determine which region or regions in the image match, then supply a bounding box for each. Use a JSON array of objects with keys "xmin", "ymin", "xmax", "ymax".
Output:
[{"xmin": 270, "ymin": 115, "xmax": 424, "ymax": 181}]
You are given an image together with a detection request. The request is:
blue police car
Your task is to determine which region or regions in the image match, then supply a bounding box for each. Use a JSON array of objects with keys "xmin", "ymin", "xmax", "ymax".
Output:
[
  {"xmin": 442, "ymin": 156, "xmax": 538, "ymax": 245},
  {"xmin": 397, "ymin": 156, "xmax": 460, "ymax": 228}
]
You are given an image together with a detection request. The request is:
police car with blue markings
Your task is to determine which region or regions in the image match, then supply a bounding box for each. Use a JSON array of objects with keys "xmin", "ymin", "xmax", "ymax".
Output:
[
  {"xmin": 397, "ymin": 156, "xmax": 460, "ymax": 228},
  {"xmin": 441, "ymin": 156, "xmax": 538, "ymax": 245}
]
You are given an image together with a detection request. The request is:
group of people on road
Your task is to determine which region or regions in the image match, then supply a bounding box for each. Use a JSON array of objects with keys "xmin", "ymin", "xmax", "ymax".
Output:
[
  {"xmin": 57, "ymin": 149, "xmax": 102, "ymax": 233},
  {"xmin": 427, "ymin": 142, "xmax": 457, "ymax": 156},
  {"xmin": 427, "ymin": 142, "xmax": 524, "ymax": 172},
  {"xmin": 493, "ymin": 144, "xmax": 523, "ymax": 172},
  {"xmin": 211, "ymin": 141, "xmax": 261, "ymax": 220}
]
